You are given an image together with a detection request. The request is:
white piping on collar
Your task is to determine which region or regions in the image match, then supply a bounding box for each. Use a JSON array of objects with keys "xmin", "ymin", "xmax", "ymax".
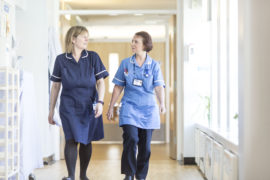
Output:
[
  {"xmin": 129, "ymin": 54, "xmax": 152, "ymax": 65},
  {"xmin": 82, "ymin": 50, "xmax": 88, "ymax": 59},
  {"xmin": 65, "ymin": 53, "xmax": 72, "ymax": 60},
  {"xmin": 65, "ymin": 50, "xmax": 88, "ymax": 60}
]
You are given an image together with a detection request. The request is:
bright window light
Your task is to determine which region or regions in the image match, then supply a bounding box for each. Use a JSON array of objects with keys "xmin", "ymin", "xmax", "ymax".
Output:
[
  {"xmin": 229, "ymin": 0, "xmax": 238, "ymax": 138},
  {"xmin": 219, "ymin": 0, "xmax": 228, "ymax": 131},
  {"xmin": 109, "ymin": 53, "xmax": 119, "ymax": 93},
  {"xmin": 188, "ymin": 0, "xmax": 239, "ymax": 138}
]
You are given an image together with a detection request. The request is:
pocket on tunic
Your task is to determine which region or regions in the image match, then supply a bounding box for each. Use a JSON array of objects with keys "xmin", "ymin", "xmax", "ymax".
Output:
[{"xmin": 125, "ymin": 74, "xmax": 133, "ymax": 87}]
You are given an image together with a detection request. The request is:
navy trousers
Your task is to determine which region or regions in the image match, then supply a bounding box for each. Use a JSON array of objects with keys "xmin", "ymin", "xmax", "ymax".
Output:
[{"xmin": 121, "ymin": 125, "xmax": 153, "ymax": 179}]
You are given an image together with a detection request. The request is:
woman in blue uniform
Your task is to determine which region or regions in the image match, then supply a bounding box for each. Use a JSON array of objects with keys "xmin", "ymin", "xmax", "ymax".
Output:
[
  {"xmin": 107, "ymin": 31, "xmax": 166, "ymax": 180},
  {"xmin": 48, "ymin": 26, "xmax": 108, "ymax": 180}
]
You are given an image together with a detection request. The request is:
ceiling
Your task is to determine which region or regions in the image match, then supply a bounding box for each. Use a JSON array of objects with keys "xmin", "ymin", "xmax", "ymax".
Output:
[
  {"xmin": 61, "ymin": 0, "xmax": 177, "ymax": 10},
  {"xmin": 78, "ymin": 14, "xmax": 171, "ymax": 26},
  {"xmin": 60, "ymin": 0, "xmax": 175, "ymax": 36}
]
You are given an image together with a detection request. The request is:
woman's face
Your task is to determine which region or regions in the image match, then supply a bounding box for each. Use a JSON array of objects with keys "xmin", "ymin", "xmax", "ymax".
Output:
[
  {"xmin": 72, "ymin": 31, "xmax": 89, "ymax": 50},
  {"xmin": 131, "ymin": 35, "xmax": 145, "ymax": 54}
]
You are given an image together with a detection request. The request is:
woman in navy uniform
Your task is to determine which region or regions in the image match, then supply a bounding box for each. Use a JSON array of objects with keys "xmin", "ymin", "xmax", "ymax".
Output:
[
  {"xmin": 107, "ymin": 31, "xmax": 166, "ymax": 180},
  {"xmin": 48, "ymin": 26, "xmax": 108, "ymax": 180}
]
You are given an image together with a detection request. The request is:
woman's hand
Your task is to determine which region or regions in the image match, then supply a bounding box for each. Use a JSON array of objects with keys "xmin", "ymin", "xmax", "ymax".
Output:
[
  {"xmin": 95, "ymin": 103, "xmax": 103, "ymax": 118},
  {"xmin": 159, "ymin": 104, "xmax": 166, "ymax": 114},
  {"xmin": 48, "ymin": 111, "xmax": 55, "ymax": 125},
  {"xmin": 106, "ymin": 107, "xmax": 114, "ymax": 121}
]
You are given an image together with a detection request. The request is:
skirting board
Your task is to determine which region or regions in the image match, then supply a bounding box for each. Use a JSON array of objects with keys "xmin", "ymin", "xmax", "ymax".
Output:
[{"xmin": 183, "ymin": 157, "xmax": 196, "ymax": 165}]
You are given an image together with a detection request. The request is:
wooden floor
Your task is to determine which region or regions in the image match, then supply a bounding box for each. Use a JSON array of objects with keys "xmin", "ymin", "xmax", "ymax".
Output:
[{"xmin": 34, "ymin": 144, "xmax": 203, "ymax": 180}]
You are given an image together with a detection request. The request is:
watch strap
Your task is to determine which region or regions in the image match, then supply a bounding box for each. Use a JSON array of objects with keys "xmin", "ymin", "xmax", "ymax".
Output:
[{"xmin": 97, "ymin": 100, "xmax": 104, "ymax": 105}]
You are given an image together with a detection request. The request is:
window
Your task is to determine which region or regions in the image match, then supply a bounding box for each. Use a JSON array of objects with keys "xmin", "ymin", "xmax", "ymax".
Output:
[
  {"xmin": 186, "ymin": 0, "xmax": 238, "ymax": 140},
  {"xmin": 109, "ymin": 53, "xmax": 119, "ymax": 93},
  {"xmin": 210, "ymin": 0, "xmax": 238, "ymax": 138}
]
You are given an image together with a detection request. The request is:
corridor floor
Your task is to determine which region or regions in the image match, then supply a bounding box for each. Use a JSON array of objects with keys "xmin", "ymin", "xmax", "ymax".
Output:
[{"xmin": 34, "ymin": 144, "xmax": 204, "ymax": 180}]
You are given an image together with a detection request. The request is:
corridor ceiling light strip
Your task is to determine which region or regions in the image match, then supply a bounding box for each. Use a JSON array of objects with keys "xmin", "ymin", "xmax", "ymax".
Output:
[
  {"xmin": 134, "ymin": 13, "xmax": 144, "ymax": 16},
  {"xmin": 59, "ymin": 9, "xmax": 177, "ymax": 15}
]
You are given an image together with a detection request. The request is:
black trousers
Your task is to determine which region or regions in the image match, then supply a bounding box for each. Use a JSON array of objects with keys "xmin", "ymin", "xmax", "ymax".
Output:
[{"xmin": 121, "ymin": 125, "xmax": 153, "ymax": 179}]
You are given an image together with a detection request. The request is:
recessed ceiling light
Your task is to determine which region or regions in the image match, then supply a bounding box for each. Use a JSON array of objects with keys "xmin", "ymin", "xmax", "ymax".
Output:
[
  {"xmin": 65, "ymin": 14, "xmax": 71, "ymax": 21},
  {"xmin": 134, "ymin": 13, "xmax": 144, "ymax": 16},
  {"xmin": 109, "ymin": 13, "xmax": 119, "ymax": 16},
  {"xmin": 144, "ymin": 20, "xmax": 157, "ymax": 25}
]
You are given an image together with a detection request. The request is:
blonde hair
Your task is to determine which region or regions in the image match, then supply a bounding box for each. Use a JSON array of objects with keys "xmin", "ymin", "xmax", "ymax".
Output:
[{"xmin": 65, "ymin": 26, "xmax": 89, "ymax": 53}]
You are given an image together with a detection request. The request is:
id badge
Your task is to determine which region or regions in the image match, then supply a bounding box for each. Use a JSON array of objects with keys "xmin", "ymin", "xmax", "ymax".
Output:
[{"xmin": 133, "ymin": 79, "xmax": 143, "ymax": 87}]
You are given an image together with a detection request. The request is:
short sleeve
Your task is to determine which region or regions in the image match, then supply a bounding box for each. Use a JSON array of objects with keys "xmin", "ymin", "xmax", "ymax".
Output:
[
  {"xmin": 93, "ymin": 52, "xmax": 109, "ymax": 80},
  {"xmin": 112, "ymin": 60, "xmax": 126, "ymax": 87},
  {"xmin": 153, "ymin": 62, "xmax": 165, "ymax": 88},
  {"xmin": 50, "ymin": 56, "xmax": 62, "ymax": 82}
]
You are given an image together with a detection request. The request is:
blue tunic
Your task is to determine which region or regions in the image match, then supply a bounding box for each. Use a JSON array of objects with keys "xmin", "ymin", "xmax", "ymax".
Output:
[
  {"xmin": 112, "ymin": 54, "xmax": 165, "ymax": 129},
  {"xmin": 50, "ymin": 50, "xmax": 109, "ymax": 144}
]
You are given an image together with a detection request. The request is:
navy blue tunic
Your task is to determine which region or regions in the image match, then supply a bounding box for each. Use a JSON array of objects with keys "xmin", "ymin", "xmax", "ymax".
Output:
[{"xmin": 50, "ymin": 50, "xmax": 109, "ymax": 144}]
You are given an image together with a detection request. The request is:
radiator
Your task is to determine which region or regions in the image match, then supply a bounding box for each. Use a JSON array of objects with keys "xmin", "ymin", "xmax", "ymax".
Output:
[
  {"xmin": 199, "ymin": 131, "xmax": 206, "ymax": 174},
  {"xmin": 205, "ymin": 136, "xmax": 213, "ymax": 179},
  {"xmin": 195, "ymin": 129, "xmax": 200, "ymax": 165},
  {"xmin": 222, "ymin": 149, "xmax": 238, "ymax": 180},
  {"xmin": 212, "ymin": 140, "xmax": 223, "ymax": 180}
]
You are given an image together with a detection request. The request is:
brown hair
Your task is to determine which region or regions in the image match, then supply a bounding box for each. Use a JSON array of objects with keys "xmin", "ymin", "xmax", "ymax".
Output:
[
  {"xmin": 135, "ymin": 31, "xmax": 153, "ymax": 52},
  {"xmin": 65, "ymin": 26, "xmax": 88, "ymax": 53}
]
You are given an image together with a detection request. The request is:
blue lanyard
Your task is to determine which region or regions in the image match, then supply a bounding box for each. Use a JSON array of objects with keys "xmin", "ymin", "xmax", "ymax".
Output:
[
  {"xmin": 131, "ymin": 54, "xmax": 150, "ymax": 78},
  {"xmin": 132, "ymin": 60, "xmax": 150, "ymax": 78}
]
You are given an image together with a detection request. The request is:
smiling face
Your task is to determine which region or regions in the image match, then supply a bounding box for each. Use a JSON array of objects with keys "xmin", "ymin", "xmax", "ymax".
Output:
[
  {"xmin": 72, "ymin": 31, "xmax": 89, "ymax": 50},
  {"xmin": 131, "ymin": 35, "xmax": 145, "ymax": 54}
]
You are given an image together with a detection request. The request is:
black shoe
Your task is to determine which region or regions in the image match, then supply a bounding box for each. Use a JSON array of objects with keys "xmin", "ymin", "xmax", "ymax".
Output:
[
  {"xmin": 80, "ymin": 177, "xmax": 89, "ymax": 180},
  {"xmin": 62, "ymin": 177, "xmax": 72, "ymax": 180},
  {"xmin": 124, "ymin": 175, "xmax": 134, "ymax": 180},
  {"xmin": 28, "ymin": 174, "xmax": 36, "ymax": 180}
]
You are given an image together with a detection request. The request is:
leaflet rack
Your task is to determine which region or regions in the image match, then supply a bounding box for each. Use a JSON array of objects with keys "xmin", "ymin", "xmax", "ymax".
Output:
[{"xmin": 0, "ymin": 67, "xmax": 20, "ymax": 179}]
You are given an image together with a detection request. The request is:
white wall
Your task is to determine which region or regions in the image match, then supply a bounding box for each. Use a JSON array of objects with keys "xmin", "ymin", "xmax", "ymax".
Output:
[
  {"xmin": 238, "ymin": 0, "xmax": 270, "ymax": 179},
  {"xmin": 176, "ymin": 0, "xmax": 184, "ymax": 160},
  {"xmin": 182, "ymin": 0, "xmax": 207, "ymax": 158},
  {"xmin": 16, "ymin": 0, "xmax": 58, "ymax": 158},
  {"xmin": 47, "ymin": 0, "xmax": 61, "ymax": 161}
]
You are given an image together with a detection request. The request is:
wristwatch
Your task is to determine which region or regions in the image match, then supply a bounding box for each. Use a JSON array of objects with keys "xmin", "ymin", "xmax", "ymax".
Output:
[{"xmin": 97, "ymin": 100, "xmax": 104, "ymax": 105}]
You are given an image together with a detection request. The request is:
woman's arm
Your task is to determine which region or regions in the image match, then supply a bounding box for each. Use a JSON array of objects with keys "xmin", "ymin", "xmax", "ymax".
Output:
[
  {"xmin": 107, "ymin": 85, "xmax": 124, "ymax": 121},
  {"xmin": 154, "ymin": 86, "xmax": 166, "ymax": 114},
  {"xmin": 95, "ymin": 78, "xmax": 105, "ymax": 118},
  {"xmin": 48, "ymin": 82, "xmax": 61, "ymax": 125}
]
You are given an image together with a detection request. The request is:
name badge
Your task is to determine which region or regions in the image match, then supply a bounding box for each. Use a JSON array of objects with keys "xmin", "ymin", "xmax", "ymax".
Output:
[{"xmin": 133, "ymin": 79, "xmax": 143, "ymax": 87}]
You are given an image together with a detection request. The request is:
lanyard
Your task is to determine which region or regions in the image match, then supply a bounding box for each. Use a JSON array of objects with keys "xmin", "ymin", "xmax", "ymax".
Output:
[{"xmin": 132, "ymin": 61, "xmax": 150, "ymax": 78}]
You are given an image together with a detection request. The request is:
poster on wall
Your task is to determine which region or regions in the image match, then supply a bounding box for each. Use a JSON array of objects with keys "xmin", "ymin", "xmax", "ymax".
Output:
[
  {"xmin": 0, "ymin": 1, "xmax": 5, "ymax": 37},
  {"xmin": 0, "ymin": 0, "xmax": 10, "ymax": 38},
  {"xmin": 0, "ymin": 0, "xmax": 13, "ymax": 67}
]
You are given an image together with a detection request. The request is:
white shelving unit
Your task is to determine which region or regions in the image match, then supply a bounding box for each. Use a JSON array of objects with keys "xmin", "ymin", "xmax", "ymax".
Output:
[{"xmin": 0, "ymin": 67, "xmax": 20, "ymax": 180}]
